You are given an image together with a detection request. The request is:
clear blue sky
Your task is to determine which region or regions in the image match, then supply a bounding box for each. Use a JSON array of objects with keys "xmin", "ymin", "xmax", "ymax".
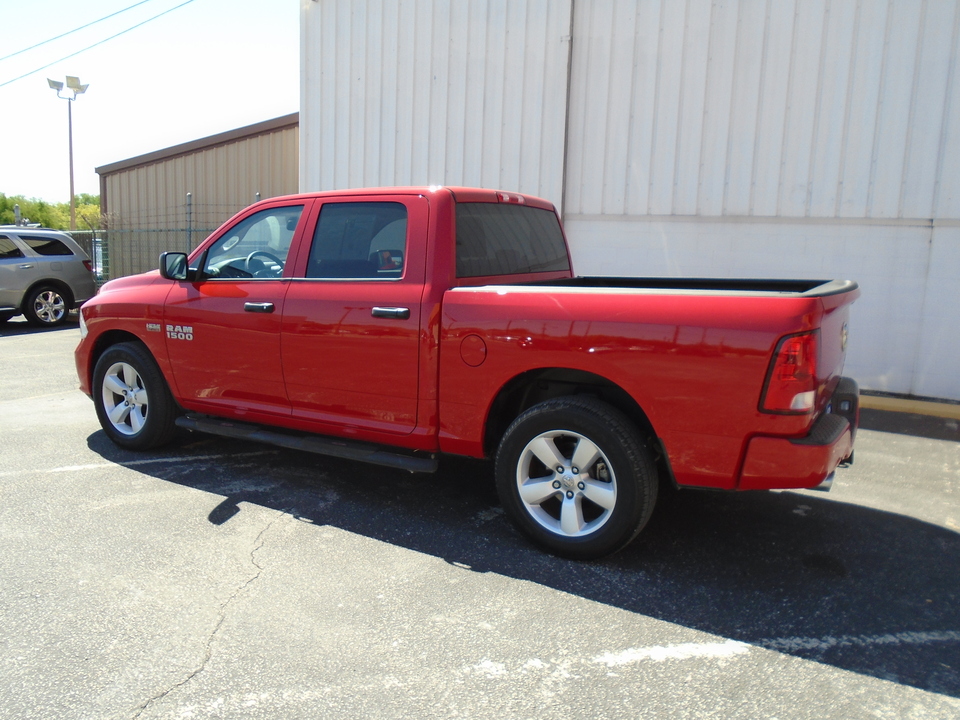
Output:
[{"xmin": 0, "ymin": 0, "xmax": 299, "ymax": 202}]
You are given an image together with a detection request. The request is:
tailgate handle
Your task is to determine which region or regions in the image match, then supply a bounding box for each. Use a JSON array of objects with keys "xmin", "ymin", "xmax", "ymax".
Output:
[
  {"xmin": 244, "ymin": 302, "xmax": 275, "ymax": 313},
  {"xmin": 372, "ymin": 306, "xmax": 410, "ymax": 320}
]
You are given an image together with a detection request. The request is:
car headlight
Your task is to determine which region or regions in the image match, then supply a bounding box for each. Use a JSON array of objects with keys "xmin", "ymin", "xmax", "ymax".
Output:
[{"xmin": 79, "ymin": 309, "xmax": 88, "ymax": 339}]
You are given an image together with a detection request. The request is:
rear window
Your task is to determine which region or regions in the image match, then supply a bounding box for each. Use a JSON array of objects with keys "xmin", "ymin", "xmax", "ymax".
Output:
[
  {"xmin": 22, "ymin": 236, "xmax": 74, "ymax": 256},
  {"xmin": 456, "ymin": 203, "xmax": 569, "ymax": 278},
  {"xmin": 306, "ymin": 201, "xmax": 407, "ymax": 279}
]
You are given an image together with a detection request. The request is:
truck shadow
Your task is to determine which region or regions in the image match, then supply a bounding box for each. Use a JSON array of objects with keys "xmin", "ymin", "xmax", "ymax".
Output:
[{"xmin": 86, "ymin": 430, "xmax": 960, "ymax": 699}]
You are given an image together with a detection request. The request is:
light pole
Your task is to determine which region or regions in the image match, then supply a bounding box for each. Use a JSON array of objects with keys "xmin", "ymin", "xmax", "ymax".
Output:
[{"xmin": 47, "ymin": 76, "xmax": 89, "ymax": 231}]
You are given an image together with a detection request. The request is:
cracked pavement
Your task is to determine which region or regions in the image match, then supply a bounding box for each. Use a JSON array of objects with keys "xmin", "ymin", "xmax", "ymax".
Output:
[{"xmin": 1, "ymin": 319, "xmax": 958, "ymax": 719}]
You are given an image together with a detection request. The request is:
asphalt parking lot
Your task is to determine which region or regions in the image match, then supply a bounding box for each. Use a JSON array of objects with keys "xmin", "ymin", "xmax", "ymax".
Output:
[{"xmin": 1, "ymin": 317, "xmax": 958, "ymax": 719}]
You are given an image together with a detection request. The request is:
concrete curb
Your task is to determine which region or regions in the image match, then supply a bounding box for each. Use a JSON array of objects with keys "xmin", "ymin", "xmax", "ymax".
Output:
[{"xmin": 860, "ymin": 394, "xmax": 960, "ymax": 421}]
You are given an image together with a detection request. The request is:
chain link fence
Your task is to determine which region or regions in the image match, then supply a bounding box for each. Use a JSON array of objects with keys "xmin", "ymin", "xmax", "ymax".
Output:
[
  {"xmin": 67, "ymin": 196, "xmax": 270, "ymax": 283},
  {"xmin": 69, "ymin": 228, "xmax": 218, "ymax": 284}
]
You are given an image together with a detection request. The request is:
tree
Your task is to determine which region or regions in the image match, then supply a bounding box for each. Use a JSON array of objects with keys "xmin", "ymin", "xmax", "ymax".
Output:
[{"xmin": 0, "ymin": 193, "xmax": 101, "ymax": 229}]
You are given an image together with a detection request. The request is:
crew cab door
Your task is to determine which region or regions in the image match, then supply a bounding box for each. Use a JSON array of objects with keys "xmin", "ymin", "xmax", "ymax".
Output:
[
  {"xmin": 281, "ymin": 195, "xmax": 428, "ymax": 436},
  {"xmin": 162, "ymin": 201, "xmax": 309, "ymax": 417},
  {"xmin": 0, "ymin": 235, "xmax": 37, "ymax": 310}
]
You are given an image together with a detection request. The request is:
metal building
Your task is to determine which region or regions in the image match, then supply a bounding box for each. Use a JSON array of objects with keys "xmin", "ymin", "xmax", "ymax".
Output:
[
  {"xmin": 300, "ymin": 0, "xmax": 960, "ymax": 402},
  {"xmin": 96, "ymin": 113, "xmax": 299, "ymax": 278}
]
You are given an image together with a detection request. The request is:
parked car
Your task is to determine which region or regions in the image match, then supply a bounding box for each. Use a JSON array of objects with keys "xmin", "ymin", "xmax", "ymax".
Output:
[
  {"xmin": 0, "ymin": 227, "xmax": 97, "ymax": 327},
  {"xmin": 75, "ymin": 186, "xmax": 859, "ymax": 558}
]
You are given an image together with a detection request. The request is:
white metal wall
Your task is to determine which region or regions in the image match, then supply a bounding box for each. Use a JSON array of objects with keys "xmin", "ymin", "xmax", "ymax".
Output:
[
  {"xmin": 300, "ymin": 0, "xmax": 572, "ymax": 203},
  {"xmin": 565, "ymin": 0, "xmax": 960, "ymax": 219},
  {"xmin": 301, "ymin": 0, "xmax": 960, "ymax": 400}
]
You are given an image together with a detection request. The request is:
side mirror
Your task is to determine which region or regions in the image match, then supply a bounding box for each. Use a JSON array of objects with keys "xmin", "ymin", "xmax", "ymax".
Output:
[{"xmin": 159, "ymin": 251, "xmax": 188, "ymax": 281}]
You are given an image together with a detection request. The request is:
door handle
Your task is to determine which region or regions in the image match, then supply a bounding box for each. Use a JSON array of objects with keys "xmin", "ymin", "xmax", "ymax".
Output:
[
  {"xmin": 371, "ymin": 306, "xmax": 410, "ymax": 319},
  {"xmin": 244, "ymin": 302, "xmax": 275, "ymax": 313},
  {"xmin": 18, "ymin": 264, "xmax": 34, "ymax": 269}
]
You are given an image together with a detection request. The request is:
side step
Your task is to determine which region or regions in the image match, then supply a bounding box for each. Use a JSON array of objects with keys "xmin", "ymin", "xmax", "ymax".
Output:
[{"xmin": 175, "ymin": 414, "xmax": 439, "ymax": 474}]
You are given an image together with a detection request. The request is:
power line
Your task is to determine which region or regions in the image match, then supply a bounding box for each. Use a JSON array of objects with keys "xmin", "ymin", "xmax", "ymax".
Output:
[
  {"xmin": 0, "ymin": 0, "xmax": 197, "ymax": 89},
  {"xmin": 0, "ymin": 0, "xmax": 156, "ymax": 63}
]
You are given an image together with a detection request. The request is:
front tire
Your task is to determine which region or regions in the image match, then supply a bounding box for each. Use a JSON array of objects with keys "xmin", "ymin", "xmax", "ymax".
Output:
[
  {"xmin": 93, "ymin": 342, "xmax": 178, "ymax": 450},
  {"xmin": 495, "ymin": 396, "xmax": 658, "ymax": 560},
  {"xmin": 23, "ymin": 285, "xmax": 69, "ymax": 326}
]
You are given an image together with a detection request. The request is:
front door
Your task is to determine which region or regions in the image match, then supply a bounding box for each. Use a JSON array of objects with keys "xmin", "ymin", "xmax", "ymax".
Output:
[
  {"xmin": 163, "ymin": 202, "xmax": 309, "ymax": 419},
  {"xmin": 281, "ymin": 195, "xmax": 428, "ymax": 436}
]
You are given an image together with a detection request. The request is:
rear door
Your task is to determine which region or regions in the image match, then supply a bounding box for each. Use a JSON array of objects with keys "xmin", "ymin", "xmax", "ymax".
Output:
[
  {"xmin": 281, "ymin": 194, "xmax": 428, "ymax": 436},
  {"xmin": 0, "ymin": 235, "xmax": 36, "ymax": 310},
  {"xmin": 163, "ymin": 201, "xmax": 309, "ymax": 417}
]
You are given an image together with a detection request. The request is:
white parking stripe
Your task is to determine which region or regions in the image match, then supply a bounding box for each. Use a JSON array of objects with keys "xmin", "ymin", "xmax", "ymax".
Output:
[
  {"xmin": 593, "ymin": 640, "xmax": 751, "ymax": 666},
  {"xmin": 759, "ymin": 630, "xmax": 960, "ymax": 653},
  {"xmin": 0, "ymin": 451, "xmax": 277, "ymax": 477},
  {"xmin": 591, "ymin": 631, "xmax": 960, "ymax": 667}
]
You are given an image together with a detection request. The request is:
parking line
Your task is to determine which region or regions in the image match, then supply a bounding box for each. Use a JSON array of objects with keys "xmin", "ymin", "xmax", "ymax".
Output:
[
  {"xmin": 0, "ymin": 451, "xmax": 277, "ymax": 478},
  {"xmin": 591, "ymin": 630, "xmax": 960, "ymax": 667}
]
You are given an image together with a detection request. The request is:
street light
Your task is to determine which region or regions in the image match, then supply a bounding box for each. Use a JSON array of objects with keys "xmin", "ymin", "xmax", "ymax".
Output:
[{"xmin": 47, "ymin": 75, "xmax": 89, "ymax": 231}]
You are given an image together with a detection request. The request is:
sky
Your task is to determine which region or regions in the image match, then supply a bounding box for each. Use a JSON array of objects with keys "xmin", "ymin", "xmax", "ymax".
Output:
[{"xmin": 0, "ymin": 0, "xmax": 300, "ymax": 202}]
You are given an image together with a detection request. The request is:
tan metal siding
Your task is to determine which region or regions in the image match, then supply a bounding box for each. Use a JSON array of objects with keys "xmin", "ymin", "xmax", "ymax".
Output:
[
  {"xmin": 100, "ymin": 123, "xmax": 298, "ymax": 230},
  {"xmin": 98, "ymin": 122, "xmax": 298, "ymax": 276}
]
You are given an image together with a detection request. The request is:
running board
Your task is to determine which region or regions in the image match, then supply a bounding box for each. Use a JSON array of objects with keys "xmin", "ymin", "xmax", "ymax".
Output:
[{"xmin": 175, "ymin": 414, "xmax": 438, "ymax": 474}]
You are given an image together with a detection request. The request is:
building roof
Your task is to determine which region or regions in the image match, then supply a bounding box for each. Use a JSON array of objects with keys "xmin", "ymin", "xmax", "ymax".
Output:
[{"xmin": 95, "ymin": 112, "xmax": 299, "ymax": 176}]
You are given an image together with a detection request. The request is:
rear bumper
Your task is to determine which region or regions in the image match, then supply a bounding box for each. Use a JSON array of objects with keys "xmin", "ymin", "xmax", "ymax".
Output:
[{"xmin": 739, "ymin": 377, "xmax": 859, "ymax": 491}]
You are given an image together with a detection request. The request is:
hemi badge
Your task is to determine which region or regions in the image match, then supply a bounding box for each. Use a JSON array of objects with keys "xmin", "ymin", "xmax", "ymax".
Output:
[{"xmin": 146, "ymin": 323, "xmax": 161, "ymax": 332}]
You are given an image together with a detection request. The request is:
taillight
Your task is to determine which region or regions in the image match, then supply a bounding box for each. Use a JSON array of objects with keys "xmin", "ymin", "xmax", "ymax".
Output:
[
  {"xmin": 82, "ymin": 260, "xmax": 93, "ymax": 272},
  {"xmin": 497, "ymin": 192, "xmax": 525, "ymax": 204},
  {"xmin": 761, "ymin": 331, "xmax": 819, "ymax": 413}
]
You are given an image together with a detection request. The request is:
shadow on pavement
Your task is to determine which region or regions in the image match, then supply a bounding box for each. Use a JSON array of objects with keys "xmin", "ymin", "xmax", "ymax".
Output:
[
  {"xmin": 0, "ymin": 314, "xmax": 80, "ymax": 337},
  {"xmin": 86, "ymin": 428, "xmax": 960, "ymax": 699}
]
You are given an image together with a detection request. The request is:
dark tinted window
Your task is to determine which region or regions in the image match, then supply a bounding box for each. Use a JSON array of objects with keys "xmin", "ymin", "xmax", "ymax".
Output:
[
  {"xmin": 456, "ymin": 203, "xmax": 569, "ymax": 278},
  {"xmin": 0, "ymin": 236, "xmax": 24, "ymax": 259},
  {"xmin": 307, "ymin": 202, "xmax": 407, "ymax": 279},
  {"xmin": 22, "ymin": 236, "xmax": 73, "ymax": 256}
]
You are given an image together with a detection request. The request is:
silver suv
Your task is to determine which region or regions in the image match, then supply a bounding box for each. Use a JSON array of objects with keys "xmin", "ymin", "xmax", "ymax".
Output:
[{"xmin": 0, "ymin": 227, "xmax": 97, "ymax": 327}]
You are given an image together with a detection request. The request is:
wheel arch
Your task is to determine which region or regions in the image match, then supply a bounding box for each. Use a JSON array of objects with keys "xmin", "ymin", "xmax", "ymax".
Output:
[
  {"xmin": 86, "ymin": 330, "xmax": 150, "ymax": 389},
  {"xmin": 21, "ymin": 278, "xmax": 75, "ymax": 311},
  {"xmin": 482, "ymin": 367, "xmax": 676, "ymax": 487}
]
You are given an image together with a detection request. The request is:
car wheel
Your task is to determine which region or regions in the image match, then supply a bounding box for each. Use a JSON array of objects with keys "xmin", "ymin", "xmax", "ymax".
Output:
[
  {"xmin": 23, "ymin": 285, "xmax": 69, "ymax": 326},
  {"xmin": 93, "ymin": 342, "xmax": 178, "ymax": 450},
  {"xmin": 495, "ymin": 396, "xmax": 658, "ymax": 560}
]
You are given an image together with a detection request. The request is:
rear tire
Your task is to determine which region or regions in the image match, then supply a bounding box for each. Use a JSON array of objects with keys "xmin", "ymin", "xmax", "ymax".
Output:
[
  {"xmin": 93, "ymin": 342, "xmax": 178, "ymax": 450},
  {"xmin": 495, "ymin": 396, "xmax": 658, "ymax": 560},
  {"xmin": 23, "ymin": 285, "xmax": 70, "ymax": 327}
]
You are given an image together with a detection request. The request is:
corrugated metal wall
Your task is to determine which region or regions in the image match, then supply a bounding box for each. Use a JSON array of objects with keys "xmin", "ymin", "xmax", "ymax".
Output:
[
  {"xmin": 564, "ymin": 0, "xmax": 960, "ymax": 220},
  {"xmin": 300, "ymin": 0, "xmax": 572, "ymax": 204},
  {"xmin": 98, "ymin": 116, "xmax": 299, "ymax": 277},
  {"xmin": 300, "ymin": 0, "xmax": 960, "ymax": 400}
]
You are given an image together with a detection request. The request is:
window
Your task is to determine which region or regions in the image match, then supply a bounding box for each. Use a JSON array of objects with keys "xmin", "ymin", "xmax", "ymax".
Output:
[
  {"xmin": 22, "ymin": 235, "xmax": 73, "ymax": 256},
  {"xmin": 202, "ymin": 205, "xmax": 303, "ymax": 279},
  {"xmin": 0, "ymin": 236, "xmax": 24, "ymax": 259},
  {"xmin": 455, "ymin": 203, "xmax": 569, "ymax": 278},
  {"xmin": 306, "ymin": 202, "xmax": 407, "ymax": 279}
]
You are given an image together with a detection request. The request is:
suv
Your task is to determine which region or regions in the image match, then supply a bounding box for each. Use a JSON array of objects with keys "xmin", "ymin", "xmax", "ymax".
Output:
[{"xmin": 0, "ymin": 227, "xmax": 97, "ymax": 327}]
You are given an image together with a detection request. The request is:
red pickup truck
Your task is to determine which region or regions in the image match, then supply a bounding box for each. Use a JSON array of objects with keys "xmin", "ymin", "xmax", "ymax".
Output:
[{"xmin": 75, "ymin": 186, "xmax": 859, "ymax": 559}]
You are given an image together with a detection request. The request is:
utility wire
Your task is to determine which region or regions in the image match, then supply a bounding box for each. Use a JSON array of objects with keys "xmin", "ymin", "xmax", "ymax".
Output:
[
  {"xmin": 0, "ymin": 0, "xmax": 197, "ymax": 89},
  {"xmin": 0, "ymin": 0, "xmax": 156, "ymax": 63}
]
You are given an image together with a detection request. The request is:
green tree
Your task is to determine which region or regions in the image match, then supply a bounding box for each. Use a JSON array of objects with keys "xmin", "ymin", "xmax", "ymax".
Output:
[{"xmin": 0, "ymin": 193, "xmax": 101, "ymax": 229}]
